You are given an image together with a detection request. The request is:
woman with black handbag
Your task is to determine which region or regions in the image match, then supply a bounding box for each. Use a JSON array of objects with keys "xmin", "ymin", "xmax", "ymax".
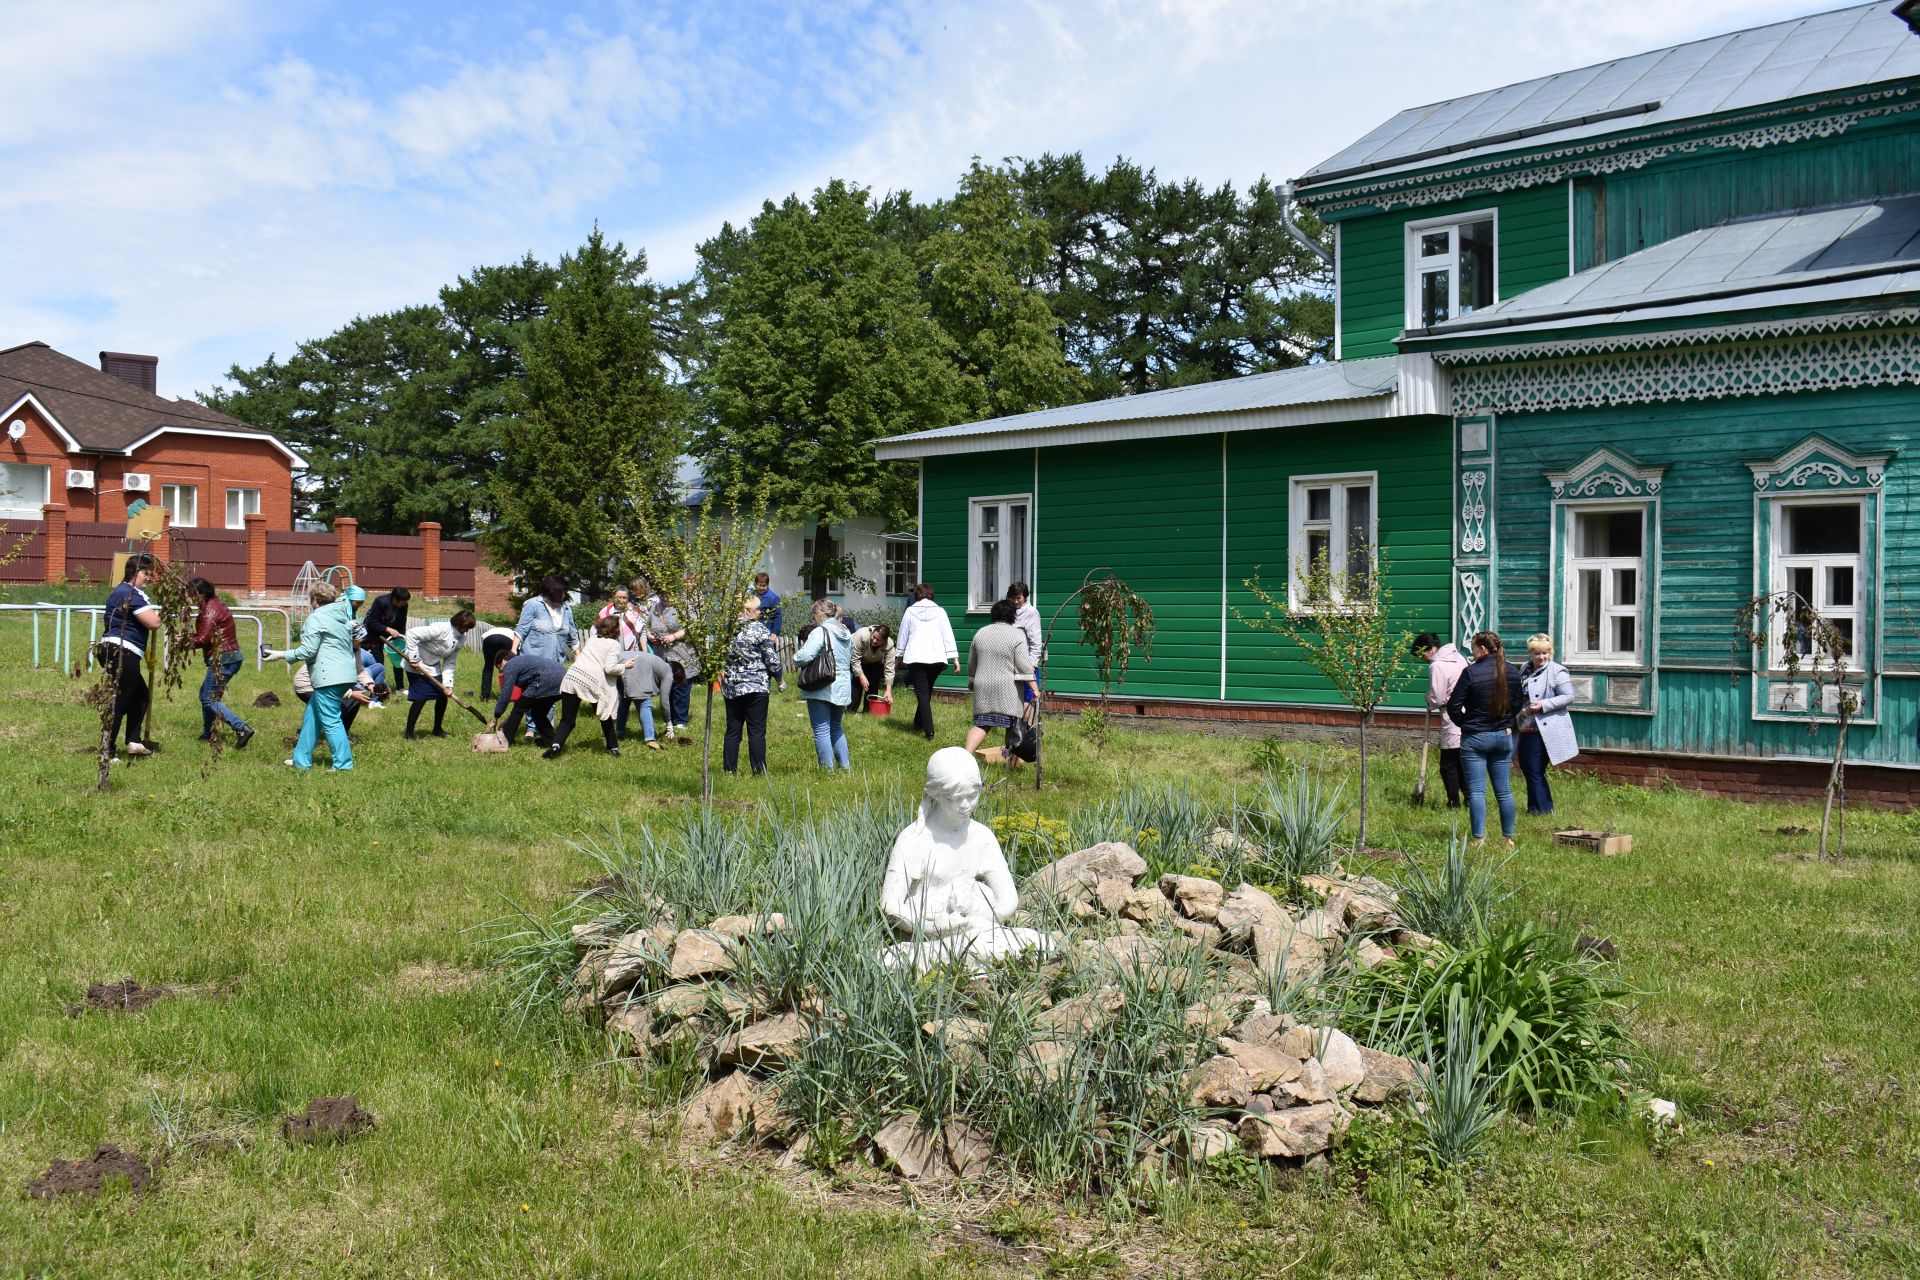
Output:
[
  {"xmin": 793, "ymin": 599, "xmax": 855, "ymax": 769},
  {"xmin": 965, "ymin": 599, "xmax": 1037, "ymax": 763}
]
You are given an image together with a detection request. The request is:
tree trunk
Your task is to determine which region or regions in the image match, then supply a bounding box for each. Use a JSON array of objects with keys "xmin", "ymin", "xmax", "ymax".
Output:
[
  {"xmin": 701, "ymin": 681, "xmax": 716, "ymax": 801},
  {"xmin": 808, "ymin": 516, "xmax": 832, "ymax": 601},
  {"xmin": 1818, "ymin": 707, "xmax": 1850, "ymax": 860},
  {"xmin": 1355, "ymin": 710, "xmax": 1371, "ymax": 851}
]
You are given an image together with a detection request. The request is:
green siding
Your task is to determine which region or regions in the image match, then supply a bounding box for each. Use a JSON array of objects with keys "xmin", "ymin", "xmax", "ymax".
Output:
[
  {"xmin": 1573, "ymin": 118, "xmax": 1920, "ymax": 270},
  {"xmin": 1224, "ymin": 418, "xmax": 1453, "ymax": 706},
  {"xmin": 1492, "ymin": 384, "xmax": 1920, "ymax": 766},
  {"xmin": 919, "ymin": 417, "xmax": 1454, "ymax": 709},
  {"xmin": 1336, "ymin": 185, "xmax": 1570, "ymax": 361}
]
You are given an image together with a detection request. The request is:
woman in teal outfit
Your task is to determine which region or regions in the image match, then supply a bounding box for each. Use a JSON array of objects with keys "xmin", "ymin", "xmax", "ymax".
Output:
[{"xmin": 266, "ymin": 580, "xmax": 359, "ymax": 771}]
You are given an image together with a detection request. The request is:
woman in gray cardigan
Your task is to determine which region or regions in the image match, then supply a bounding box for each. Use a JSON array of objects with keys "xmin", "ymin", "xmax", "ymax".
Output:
[{"xmin": 964, "ymin": 599, "xmax": 1037, "ymax": 761}]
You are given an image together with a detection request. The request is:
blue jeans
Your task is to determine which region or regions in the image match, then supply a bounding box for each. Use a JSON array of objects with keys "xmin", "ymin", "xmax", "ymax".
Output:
[
  {"xmin": 199, "ymin": 654, "xmax": 247, "ymax": 737},
  {"xmin": 293, "ymin": 683, "xmax": 354, "ymax": 771},
  {"xmin": 619, "ymin": 696, "xmax": 656, "ymax": 742},
  {"xmin": 1460, "ymin": 729, "xmax": 1514, "ymax": 839},
  {"xmin": 805, "ymin": 700, "xmax": 850, "ymax": 769},
  {"xmin": 1514, "ymin": 731, "xmax": 1553, "ymax": 815},
  {"xmin": 668, "ymin": 679, "xmax": 692, "ymax": 727}
]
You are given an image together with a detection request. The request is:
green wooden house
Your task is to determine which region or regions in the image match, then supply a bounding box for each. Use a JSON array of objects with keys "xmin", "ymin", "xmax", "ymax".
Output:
[{"xmin": 878, "ymin": 2, "xmax": 1920, "ymax": 792}]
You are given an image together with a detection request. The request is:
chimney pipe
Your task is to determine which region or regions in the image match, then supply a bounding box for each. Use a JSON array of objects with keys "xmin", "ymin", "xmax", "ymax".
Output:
[{"xmin": 99, "ymin": 351, "xmax": 159, "ymax": 394}]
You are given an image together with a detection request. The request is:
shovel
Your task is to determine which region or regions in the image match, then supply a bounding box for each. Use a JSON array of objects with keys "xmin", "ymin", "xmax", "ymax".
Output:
[
  {"xmin": 410, "ymin": 662, "xmax": 491, "ymax": 726},
  {"xmin": 1412, "ymin": 711, "xmax": 1431, "ymax": 807}
]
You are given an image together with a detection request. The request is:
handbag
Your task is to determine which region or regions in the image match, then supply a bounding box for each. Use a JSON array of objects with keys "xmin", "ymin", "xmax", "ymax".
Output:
[
  {"xmin": 797, "ymin": 630, "xmax": 837, "ymax": 692},
  {"xmin": 1005, "ymin": 709, "xmax": 1041, "ymax": 763}
]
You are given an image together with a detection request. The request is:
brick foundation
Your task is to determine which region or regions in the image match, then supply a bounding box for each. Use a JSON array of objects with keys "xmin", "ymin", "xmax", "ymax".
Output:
[{"xmin": 1023, "ymin": 690, "xmax": 1917, "ymax": 808}]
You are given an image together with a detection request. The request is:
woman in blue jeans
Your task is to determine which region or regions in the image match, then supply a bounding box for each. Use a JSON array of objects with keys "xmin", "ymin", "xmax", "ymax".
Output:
[
  {"xmin": 793, "ymin": 599, "xmax": 855, "ymax": 769},
  {"xmin": 1445, "ymin": 630, "xmax": 1524, "ymax": 848}
]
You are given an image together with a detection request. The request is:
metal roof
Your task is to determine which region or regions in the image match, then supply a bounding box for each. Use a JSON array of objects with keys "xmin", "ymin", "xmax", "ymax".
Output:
[
  {"xmin": 872, "ymin": 358, "xmax": 1399, "ymax": 457},
  {"xmin": 1403, "ymin": 194, "xmax": 1920, "ymax": 342},
  {"xmin": 1300, "ymin": 3, "xmax": 1920, "ymax": 189}
]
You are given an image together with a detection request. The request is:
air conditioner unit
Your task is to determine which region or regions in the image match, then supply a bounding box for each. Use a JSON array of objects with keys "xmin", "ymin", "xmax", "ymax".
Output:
[
  {"xmin": 66, "ymin": 469, "xmax": 95, "ymax": 489},
  {"xmin": 123, "ymin": 472, "xmax": 151, "ymax": 492}
]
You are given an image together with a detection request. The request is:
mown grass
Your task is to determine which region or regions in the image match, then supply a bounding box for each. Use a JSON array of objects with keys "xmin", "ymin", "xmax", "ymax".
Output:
[{"xmin": 1, "ymin": 615, "xmax": 1917, "ymax": 1278}]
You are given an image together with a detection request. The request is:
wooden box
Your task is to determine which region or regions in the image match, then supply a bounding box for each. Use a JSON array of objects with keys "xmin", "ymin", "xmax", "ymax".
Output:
[{"xmin": 1555, "ymin": 829, "xmax": 1632, "ymax": 856}]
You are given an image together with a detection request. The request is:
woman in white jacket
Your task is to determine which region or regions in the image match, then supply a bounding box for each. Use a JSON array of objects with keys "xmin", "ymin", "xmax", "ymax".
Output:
[
  {"xmin": 896, "ymin": 583, "xmax": 959, "ymax": 742},
  {"xmin": 403, "ymin": 610, "xmax": 475, "ymax": 739},
  {"xmin": 547, "ymin": 615, "xmax": 634, "ymax": 758}
]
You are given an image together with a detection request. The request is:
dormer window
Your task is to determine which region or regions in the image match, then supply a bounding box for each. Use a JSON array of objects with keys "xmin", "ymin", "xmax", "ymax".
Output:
[{"xmin": 1407, "ymin": 212, "xmax": 1495, "ymax": 328}]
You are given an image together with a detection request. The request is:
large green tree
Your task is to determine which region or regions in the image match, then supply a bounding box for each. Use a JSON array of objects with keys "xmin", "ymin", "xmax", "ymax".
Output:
[
  {"xmin": 687, "ymin": 180, "xmax": 971, "ymax": 599},
  {"xmin": 488, "ymin": 228, "xmax": 681, "ymax": 597}
]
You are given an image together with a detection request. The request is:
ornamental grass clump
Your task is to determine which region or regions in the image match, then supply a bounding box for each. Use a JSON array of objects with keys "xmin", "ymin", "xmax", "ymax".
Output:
[
  {"xmin": 1236, "ymin": 765, "xmax": 1348, "ymax": 889},
  {"xmin": 1078, "ymin": 781, "xmax": 1217, "ymax": 879},
  {"xmin": 1392, "ymin": 833, "xmax": 1511, "ymax": 946},
  {"xmin": 1410, "ymin": 989, "xmax": 1505, "ymax": 1172}
]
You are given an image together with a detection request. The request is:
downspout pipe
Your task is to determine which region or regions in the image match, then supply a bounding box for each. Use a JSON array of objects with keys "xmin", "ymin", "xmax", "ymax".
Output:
[{"xmin": 1278, "ymin": 181, "xmax": 1332, "ymax": 266}]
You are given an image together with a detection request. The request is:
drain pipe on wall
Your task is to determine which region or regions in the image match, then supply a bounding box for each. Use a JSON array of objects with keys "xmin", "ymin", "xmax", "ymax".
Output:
[{"xmin": 1277, "ymin": 181, "xmax": 1332, "ymax": 266}]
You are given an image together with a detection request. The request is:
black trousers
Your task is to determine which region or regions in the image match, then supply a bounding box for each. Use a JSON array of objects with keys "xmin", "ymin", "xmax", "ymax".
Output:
[
  {"xmin": 406, "ymin": 696, "xmax": 448, "ymax": 735},
  {"xmin": 723, "ymin": 691, "xmax": 769, "ymax": 774},
  {"xmin": 479, "ymin": 634, "xmax": 513, "ymax": 701},
  {"xmin": 903, "ymin": 662, "xmax": 944, "ymax": 739},
  {"xmin": 106, "ymin": 646, "xmax": 149, "ymax": 750},
  {"xmin": 553, "ymin": 693, "xmax": 616, "ymax": 752},
  {"xmin": 502, "ymin": 696, "xmax": 556, "ymax": 745},
  {"xmin": 1439, "ymin": 747, "xmax": 1465, "ymax": 809}
]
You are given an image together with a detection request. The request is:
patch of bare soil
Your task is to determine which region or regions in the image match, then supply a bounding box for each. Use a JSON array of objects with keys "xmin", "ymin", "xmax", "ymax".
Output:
[
  {"xmin": 252, "ymin": 690, "xmax": 282, "ymax": 708},
  {"xmin": 69, "ymin": 978, "xmax": 177, "ymax": 1016},
  {"xmin": 396, "ymin": 961, "xmax": 484, "ymax": 995},
  {"xmin": 26, "ymin": 1145, "xmax": 160, "ymax": 1199},
  {"xmin": 282, "ymin": 1096, "xmax": 376, "ymax": 1145},
  {"xmin": 1577, "ymin": 935, "xmax": 1618, "ymax": 961}
]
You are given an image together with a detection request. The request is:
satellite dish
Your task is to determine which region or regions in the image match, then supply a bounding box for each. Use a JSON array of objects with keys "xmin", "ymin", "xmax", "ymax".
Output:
[{"xmin": 6, "ymin": 419, "xmax": 23, "ymax": 440}]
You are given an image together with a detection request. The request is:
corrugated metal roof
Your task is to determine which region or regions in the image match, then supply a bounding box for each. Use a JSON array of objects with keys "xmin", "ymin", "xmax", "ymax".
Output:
[
  {"xmin": 1404, "ymin": 194, "xmax": 1920, "ymax": 341},
  {"xmin": 872, "ymin": 358, "xmax": 1399, "ymax": 449},
  {"xmin": 1300, "ymin": 3, "xmax": 1920, "ymax": 188}
]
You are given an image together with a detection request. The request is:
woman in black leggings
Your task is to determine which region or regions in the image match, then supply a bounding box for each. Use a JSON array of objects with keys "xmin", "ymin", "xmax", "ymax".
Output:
[{"xmin": 99, "ymin": 554, "xmax": 162, "ymax": 757}]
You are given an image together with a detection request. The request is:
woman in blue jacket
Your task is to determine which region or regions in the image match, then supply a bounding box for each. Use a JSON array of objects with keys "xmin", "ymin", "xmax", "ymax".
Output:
[
  {"xmin": 266, "ymin": 580, "xmax": 358, "ymax": 771},
  {"xmin": 1515, "ymin": 634, "xmax": 1579, "ymax": 816},
  {"xmin": 793, "ymin": 599, "xmax": 855, "ymax": 770},
  {"xmin": 512, "ymin": 574, "xmax": 578, "ymax": 666}
]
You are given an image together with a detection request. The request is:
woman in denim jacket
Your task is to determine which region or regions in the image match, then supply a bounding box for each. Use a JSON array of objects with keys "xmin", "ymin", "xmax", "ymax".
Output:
[
  {"xmin": 513, "ymin": 574, "xmax": 578, "ymax": 666},
  {"xmin": 793, "ymin": 599, "xmax": 855, "ymax": 770}
]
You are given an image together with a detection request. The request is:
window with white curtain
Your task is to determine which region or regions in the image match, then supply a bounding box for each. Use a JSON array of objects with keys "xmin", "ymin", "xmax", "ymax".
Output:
[
  {"xmin": 0, "ymin": 462, "xmax": 50, "ymax": 520},
  {"xmin": 225, "ymin": 487, "xmax": 261, "ymax": 529},
  {"xmin": 1772, "ymin": 499, "xmax": 1864, "ymax": 670},
  {"xmin": 161, "ymin": 483, "xmax": 197, "ymax": 528},
  {"xmin": 1288, "ymin": 474, "xmax": 1376, "ymax": 608},
  {"xmin": 969, "ymin": 495, "xmax": 1030, "ymax": 611},
  {"xmin": 1407, "ymin": 213, "xmax": 1496, "ymax": 328},
  {"xmin": 1565, "ymin": 506, "xmax": 1646, "ymax": 665}
]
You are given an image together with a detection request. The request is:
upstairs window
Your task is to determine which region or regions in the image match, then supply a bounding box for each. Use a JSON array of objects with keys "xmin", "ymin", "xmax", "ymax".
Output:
[
  {"xmin": 1408, "ymin": 213, "xmax": 1495, "ymax": 328},
  {"xmin": 969, "ymin": 495, "xmax": 1030, "ymax": 611},
  {"xmin": 1773, "ymin": 500, "xmax": 1863, "ymax": 669},
  {"xmin": 1566, "ymin": 507, "xmax": 1645, "ymax": 665},
  {"xmin": 1289, "ymin": 474, "xmax": 1376, "ymax": 608}
]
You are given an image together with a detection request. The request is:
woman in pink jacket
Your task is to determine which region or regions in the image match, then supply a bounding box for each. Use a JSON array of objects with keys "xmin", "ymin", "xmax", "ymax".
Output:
[{"xmin": 1414, "ymin": 632, "xmax": 1470, "ymax": 810}]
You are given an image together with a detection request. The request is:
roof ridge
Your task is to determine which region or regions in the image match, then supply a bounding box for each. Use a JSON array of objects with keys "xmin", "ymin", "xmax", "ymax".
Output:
[{"xmin": 0, "ymin": 369, "xmax": 247, "ymax": 430}]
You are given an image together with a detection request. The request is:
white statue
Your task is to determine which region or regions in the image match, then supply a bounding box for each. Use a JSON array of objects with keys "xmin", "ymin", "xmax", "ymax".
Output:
[{"xmin": 881, "ymin": 747, "xmax": 1051, "ymax": 972}]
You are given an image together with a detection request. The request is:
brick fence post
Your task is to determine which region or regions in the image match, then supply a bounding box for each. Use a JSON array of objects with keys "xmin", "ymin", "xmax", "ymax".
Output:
[
  {"xmin": 334, "ymin": 516, "xmax": 358, "ymax": 581},
  {"xmin": 418, "ymin": 521, "xmax": 442, "ymax": 598},
  {"xmin": 245, "ymin": 512, "xmax": 268, "ymax": 598},
  {"xmin": 40, "ymin": 501, "xmax": 67, "ymax": 584},
  {"xmin": 151, "ymin": 511, "xmax": 171, "ymax": 565}
]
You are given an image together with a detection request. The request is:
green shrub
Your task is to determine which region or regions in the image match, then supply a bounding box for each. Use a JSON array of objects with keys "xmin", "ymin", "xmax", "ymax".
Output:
[
  {"xmin": 1077, "ymin": 780, "xmax": 1218, "ymax": 879},
  {"xmin": 1393, "ymin": 834, "xmax": 1511, "ymax": 945},
  {"xmin": 1339, "ymin": 922, "xmax": 1634, "ymax": 1113},
  {"xmin": 992, "ymin": 811, "xmax": 1076, "ymax": 876}
]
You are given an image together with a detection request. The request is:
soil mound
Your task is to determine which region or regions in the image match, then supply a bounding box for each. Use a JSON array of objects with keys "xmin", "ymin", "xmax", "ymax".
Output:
[
  {"xmin": 71, "ymin": 978, "xmax": 177, "ymax": 1015},
  {"xmin": 253, "ymin": 691, "xmax": 282, "ymax": 708},
  {"xmin": 26, "ymin": 1145, "xmax": 158, "ymax": 1199},
  {"xmin": 282, "ymin": 1096, "xmax": 375, "ymax": 1145}
]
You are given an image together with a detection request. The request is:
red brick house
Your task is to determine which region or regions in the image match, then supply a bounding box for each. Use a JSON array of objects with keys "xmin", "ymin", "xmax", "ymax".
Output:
[{"xmin": 0, "ymin": 341, "xmax": 300, "ymax": 531}]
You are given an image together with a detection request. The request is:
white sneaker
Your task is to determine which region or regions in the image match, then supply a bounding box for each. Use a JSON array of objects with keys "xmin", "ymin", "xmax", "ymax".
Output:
[{"xmin": 125, "ymin": 742, "xmax": 152, "ymax": 757}]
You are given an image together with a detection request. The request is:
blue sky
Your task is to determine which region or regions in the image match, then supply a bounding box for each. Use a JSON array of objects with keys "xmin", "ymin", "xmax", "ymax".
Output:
[{"xmin": 2, "ymin": 0, "xmax": 1836, "ymax": 397}]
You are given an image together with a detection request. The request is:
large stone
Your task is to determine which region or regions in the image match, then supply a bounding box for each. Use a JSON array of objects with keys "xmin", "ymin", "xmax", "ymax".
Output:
[
  {"xmin": 1342, "ymin": 894, "xmax": 1401, "ymax": 932},
  {"xmin": 668, "ymin": 930, "xmax": 738, "ymax": 981},
  {"xmin": 922, "ymin": 1017, "xmax": 991, "ymax": 1067},
  {"xmin": 941, "ymin": 1120, "xmax": 994, "ymax": 1179},
  {"xmin": 1205, "ymin": 827, "xmax": 1262, "ymax": 863},
  {"xmin": 1091, "ymin": 876, "xmax": 1135, "ymax": 916},
  {"xmin": 651, "ymin": 984, "xmax": 746, "ymax": 1024},
  {"xmin": 1173, "ymin": 917, "xmax": 1226, "ymax": 947},
  {"xmin": 1213, "ymin": 883, "xmax": 1288, "ymax": 941},
  {"xmin": 1187, "ymin": 1056, "xmax": 1253, "ymax": 1109},
  {"xmin": 599, "ymin": 927, "xmax": 673, "ymax": 999},
  {"xmin": 1120, "ymin": 887, "xmax": 1178, "ymax": 926},
  {"xmin": 1036, "ymin": 987, "xmax": 1126, "ymax": 1035},
  {"xmin": 605, "ymin": 1003, "xmax": 654, "ymax": 1053},
  {"xmin": 1233, "ymin": 1011, "xmax": 1295, "ymax": 1047},
  {"xmin": 1029, "ymin": 843, "xmax": 1148, "ymax": 911},
  {"xmin": 1238, "ymin": 1102, "xmax": 1350, "ymax": 1159},
  {"xmin": 1217, "ymin": 1039, "xmax": 1305, "ymax": 1091},
  {"xmin": 1294, "ymin": 908, "xmax": 1347, "ymax": 949},
  {"xmin": 1158, "ymin": 873, "xmax": 1226, "ymax": 922},
  {"xmin": 1354, "ymin": 1046, "xmax": 1421, "ymax": 1104},
  {"xmin": 1351, "ymin": 937, "xmax": 1396, "ymax": 971},
  {"xmin": 1079, "ymin": 935, "xmax": 1164, "ymax": 973},
  {"xmin": 1276, "ymin": 1056, "xmax": 1333, "ymax": 1104},
  {"xmin": 570, "ymin": 918, "xmax": 618, "ymax": 957},
  {"xmin": 1317, "ymin": 1028, "xmax": 1367, "ymax": 1094},
  {"xmin": 713, "ymin": 1012, "xmax": 808, "ymax": 1071},
  {"xmin": 871, "ymin": 1115, "xmax": 943, "ymax": 1180},
  {"xmin": 1021, "ymin": 1038, "xmax": 1073, "ymax": 1083},
  {"xmin": 707, "ymin": 913, "xmax": 788, "ymax": 939},
  {"xmin": 1183, "ymin": 1123, "xmax": 1238, "ymax": 1163},
  {"xmin": 684, "ymin": 1072, "xmax": 763, "ymax": 1138}
]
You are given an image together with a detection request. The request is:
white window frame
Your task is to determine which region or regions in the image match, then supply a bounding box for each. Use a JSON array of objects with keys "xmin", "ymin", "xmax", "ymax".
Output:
[
  {"xmin": 1563, "ymin": 504, "xmax": 1647, "ymax": 668},
  {"xmin": 884, "ymin": 538, "xmax": 917, "ymax": 598},
  {"xmin": 801, "ymin": 534, "xmax": 845, "ymax": 595},
  {"xmin": 0, "ymin": 461, "xmax": 50, "ymax": 520},
  {"xmin": 1405, "ymin": 208, "xmax": 1498, "ymax": 330},
  {"xmin": 225, "ymin": 487, "xmax": 261, "ymax": 530},
  {"xmin": 1769, "ymin": 497, "xmax": 1866, "ymax": 674},
  {"xmin": 969, "ymin": 493, "xmax": 1031, "ymax": 613},
  {"xmin": 161, "ymin": 483, "xmax": 197, "ymax": 529},
  {"xmin": 1287, "ymin": 471, "xmax": 1378, "ymax": 611}
]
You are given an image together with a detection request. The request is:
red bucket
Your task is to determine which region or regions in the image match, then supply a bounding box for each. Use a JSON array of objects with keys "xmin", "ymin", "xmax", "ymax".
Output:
[{"xmin": 866, "ymin": 695, "xmax": 892, "ymax": 717}]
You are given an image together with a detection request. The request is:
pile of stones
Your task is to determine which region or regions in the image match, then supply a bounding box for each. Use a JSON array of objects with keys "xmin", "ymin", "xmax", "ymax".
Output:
[{"xmin": 563, "ymin": 834, "xmax": 1434, "ymax": 1179}]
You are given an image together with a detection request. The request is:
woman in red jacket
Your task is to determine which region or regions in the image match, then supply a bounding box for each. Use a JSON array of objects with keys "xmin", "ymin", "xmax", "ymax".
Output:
[{"xmin": 189, "ymin": 577, "xmax": 254, "ymax": 749}]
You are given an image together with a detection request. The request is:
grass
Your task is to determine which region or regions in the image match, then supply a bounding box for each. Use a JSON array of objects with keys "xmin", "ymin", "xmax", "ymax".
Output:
[{"xmin": 0, "ymin": 618, "xmax": 1918, "ymax": 1276}]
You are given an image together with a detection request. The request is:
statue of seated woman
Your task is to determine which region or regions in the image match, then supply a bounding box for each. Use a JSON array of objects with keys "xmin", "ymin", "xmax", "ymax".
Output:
[{"xmin": 880, "ymin": 747, "xmax": 1051, "ymax": 972}]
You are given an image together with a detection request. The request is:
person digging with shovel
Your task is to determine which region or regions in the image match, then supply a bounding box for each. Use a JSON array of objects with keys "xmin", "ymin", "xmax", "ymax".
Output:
[
  {"xmin": 1413, "ymin": 631, "xmax": 1468, "ymax": 810},
  {"xmin": 402, "ymin": 610, "xmax": 476, "ymax": 739}
]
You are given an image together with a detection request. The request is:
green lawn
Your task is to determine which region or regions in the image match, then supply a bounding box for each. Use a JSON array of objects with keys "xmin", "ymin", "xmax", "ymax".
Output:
[{"xmin": 1, "ymin": 619, "xmax": 1916, "ymax": 1278}]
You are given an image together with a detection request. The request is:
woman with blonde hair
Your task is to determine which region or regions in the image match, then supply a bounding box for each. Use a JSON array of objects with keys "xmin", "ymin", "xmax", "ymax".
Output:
[
  {"xmin": 1445, "ymin": 630, "xmax": 1524, "ymax": 848},
  {"xmin": 265, "ymin": 579, "xmax": 358, "ymax": 771},
  {"xmin": 1516, "ymin": 633, "xmax": 1578, "ymax": 816},
  {"xmin": 793, "ymin": 598, "xmax": 855, "ymax": 769},
  {"xmin": 720, "ymin": 594, "xmax": 782, "ymax": 775}
]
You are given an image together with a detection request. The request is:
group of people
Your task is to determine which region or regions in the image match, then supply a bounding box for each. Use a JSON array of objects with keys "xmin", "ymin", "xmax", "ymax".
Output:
[
  {"xmin": 1415, "ymin": 629, "xmax": 1579, "ymax": 847},
  {"xmin": 98, "ymin": 554, "xmax": 1053, "ymax": 778}
]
